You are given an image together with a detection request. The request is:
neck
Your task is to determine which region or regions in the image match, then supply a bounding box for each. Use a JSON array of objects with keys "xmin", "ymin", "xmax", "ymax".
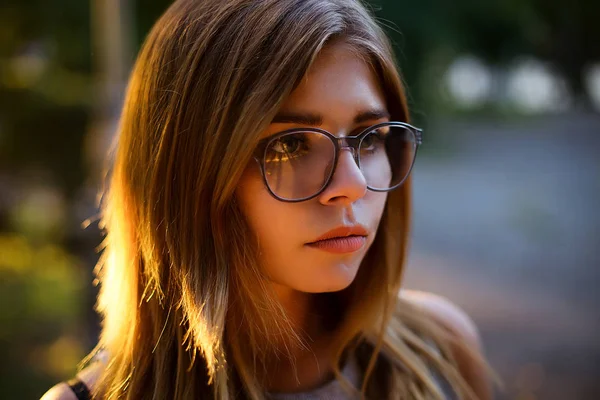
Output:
[
  {"xmin": 260, "ymin": 285, "xmax": 338, "ymax": 393},
  {"xmin": 272, "ymin": 285, "xmax": 323, "ymax": 336}
]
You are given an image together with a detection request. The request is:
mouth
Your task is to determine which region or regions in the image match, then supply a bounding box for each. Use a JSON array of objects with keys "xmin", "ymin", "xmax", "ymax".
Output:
[{"xmin": 306, "ymin": 225, "xmax": 368, "ymax": 254}]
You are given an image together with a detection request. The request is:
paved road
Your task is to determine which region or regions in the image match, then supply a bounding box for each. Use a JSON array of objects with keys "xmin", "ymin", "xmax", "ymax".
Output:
[{"xmin": 403, "ymin": 113, "xmax": 600, "ymax": 399}]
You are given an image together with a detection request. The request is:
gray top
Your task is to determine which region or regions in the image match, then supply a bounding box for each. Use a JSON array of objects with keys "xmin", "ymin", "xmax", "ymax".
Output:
[
  {"xmin": 266, "ymin": 356, "xmax": 362, "ymax": 400},
  {"xmin": 267, "ymin": 355, "xmax": 456, "ymax": 400}
]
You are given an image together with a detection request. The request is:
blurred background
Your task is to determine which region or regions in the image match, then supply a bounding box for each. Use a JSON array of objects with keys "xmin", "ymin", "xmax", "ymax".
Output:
[{"xmin": 0, "ymin": 0, "xmax": 598, "ymax": 398}]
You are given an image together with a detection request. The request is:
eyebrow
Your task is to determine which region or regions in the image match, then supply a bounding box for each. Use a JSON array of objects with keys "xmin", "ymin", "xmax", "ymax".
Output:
[{"xmin": 270, "ymin": 108, "xmax": 391, "ymax": 126}]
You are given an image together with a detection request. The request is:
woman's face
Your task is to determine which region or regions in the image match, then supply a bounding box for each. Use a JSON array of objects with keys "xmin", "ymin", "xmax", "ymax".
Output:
[{"xmin": 237, "ymin": 42, "xmax": 389, "ymax": 294}]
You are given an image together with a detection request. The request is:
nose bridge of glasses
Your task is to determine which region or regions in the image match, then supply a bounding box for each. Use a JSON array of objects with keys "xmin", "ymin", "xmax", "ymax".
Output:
[
  {"xmin": 336, "ymin": 136, "xmax": 360, "ymax": 152},
  {"xmin": 335, "ymin": 137, "xmax": 361, "ymax": 167}
]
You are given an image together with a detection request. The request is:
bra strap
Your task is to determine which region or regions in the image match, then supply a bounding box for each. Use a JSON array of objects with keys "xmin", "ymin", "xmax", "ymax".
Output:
[{"xmin": 66, "ymin": 377, "xmax": 92, "ymax": 400}]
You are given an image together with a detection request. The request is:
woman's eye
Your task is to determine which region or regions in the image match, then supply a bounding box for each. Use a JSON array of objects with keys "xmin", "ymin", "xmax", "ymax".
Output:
[
  {"xmin": 273, "ymin": 136, "xmax": 300, "ymax": 154},
  {"xmin": 362, "ymin": 135, "xmax": 374, "ymax": 148},
  {"xmin": 361, "ymin": 130, "xmax": 386, "ymax": 151},
  {"xmin": 271, "ymin": 135, "xmax": 307, "ymax": 155},
  {"xmin": 266, "ymin": 134, "xmax": 309, "ymax": 162}
]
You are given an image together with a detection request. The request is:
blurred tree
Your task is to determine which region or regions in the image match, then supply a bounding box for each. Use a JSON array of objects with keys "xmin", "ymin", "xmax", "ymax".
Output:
[
  {"xmin": 530, "ymin": 0, "xmax": 600, "ymax": 107},
  {"xmin": 0, "ymin": 0, "xmax": 92, "ymax": 193},
  {"xmin": 0, "ymin": 234, "xmax": 87, "ymax": 398},
  {"xmin": 372, "ymin": 0, "xmax": 600, "ymax": 112}
]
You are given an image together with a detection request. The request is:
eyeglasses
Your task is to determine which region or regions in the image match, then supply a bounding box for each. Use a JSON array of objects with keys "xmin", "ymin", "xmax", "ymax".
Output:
[{"xmin": 253, "ymin": 121, "xmax": 422, "ymax": 202}]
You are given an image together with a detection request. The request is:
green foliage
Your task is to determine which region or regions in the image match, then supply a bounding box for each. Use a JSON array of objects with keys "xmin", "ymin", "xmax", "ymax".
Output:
[
  {"xmin": 0, "ymin": 0, "xmax": 91, "ymax": 193},
  {"xmin": 369, "ymin": 0, "xmax": 599, "ymax": 119},
  {"xmin": 0, "ymin": 234, "xmax": 86, "ymax": 398}
]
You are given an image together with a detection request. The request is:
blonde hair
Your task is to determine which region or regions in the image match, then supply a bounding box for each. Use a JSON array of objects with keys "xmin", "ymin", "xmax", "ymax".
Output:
[{"xmin": 92, "ymin": 0, "xmax": 480, "ymax": 398}]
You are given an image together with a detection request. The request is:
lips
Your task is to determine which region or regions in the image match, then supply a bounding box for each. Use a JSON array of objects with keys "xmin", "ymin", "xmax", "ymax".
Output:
[
  {"xmin": 309, "ymin": 225, "xmax": 369, "ymax": 243},
  {"xmin": 305, "ymin": 225, "xmax": 369, "ymax": 254}
]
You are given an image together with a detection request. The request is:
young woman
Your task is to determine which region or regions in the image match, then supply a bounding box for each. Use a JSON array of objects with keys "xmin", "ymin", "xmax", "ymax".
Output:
[{"xmin": 43, "ymin": 0, "xmax": 492, "ymax": 398}]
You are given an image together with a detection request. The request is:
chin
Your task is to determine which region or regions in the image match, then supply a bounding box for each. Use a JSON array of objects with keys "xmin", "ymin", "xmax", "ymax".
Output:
[{"xmin": 306, "ymin": 261, "xmax": 360, "ymax": 293}]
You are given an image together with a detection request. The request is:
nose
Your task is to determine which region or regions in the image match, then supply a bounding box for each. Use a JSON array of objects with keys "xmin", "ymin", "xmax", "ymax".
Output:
[{"xmin": 318, "ymin": 147, "xmax": 367, "ymax": 206}]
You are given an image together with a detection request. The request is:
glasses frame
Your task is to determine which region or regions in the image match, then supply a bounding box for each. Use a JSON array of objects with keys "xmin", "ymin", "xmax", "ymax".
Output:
[{"xmin": 253, "ymin": 121, "xmax": 423, "ymax": 203}]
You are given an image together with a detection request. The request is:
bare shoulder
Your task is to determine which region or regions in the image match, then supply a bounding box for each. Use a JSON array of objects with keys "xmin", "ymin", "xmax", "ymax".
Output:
[
  {"xmin": 40, "ymin": 362, "xmax": 104, "ymax": 400},
  {"xmin": 400, "ymin": 289, "xmax": 481, "ymax": 349},
  {"xmin": 39, "ymin": 382, "xmax": 79, "ymax": 400},
  {"xmin": 400, "ymin": 290, "xmax": 493, "ymax": 399}
]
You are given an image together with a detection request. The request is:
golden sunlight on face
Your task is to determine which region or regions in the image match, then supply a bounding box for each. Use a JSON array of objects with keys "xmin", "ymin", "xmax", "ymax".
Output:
[{"xmin": 236, "ymin": 41, "xmax": 389, "ymax": 294}]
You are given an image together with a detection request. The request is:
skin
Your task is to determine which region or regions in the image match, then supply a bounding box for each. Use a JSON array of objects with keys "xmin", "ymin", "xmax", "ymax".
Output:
[
  {"xmin": 237, "ymin": 41, "xmax": 389, "ymax": 327},
  {"xmin": 236, "ymin": 41, "xmax": 390, "ymax": 391},
  {"xmin": 41, "ymin": 42, "xmax": 492, "ymax": 399}
]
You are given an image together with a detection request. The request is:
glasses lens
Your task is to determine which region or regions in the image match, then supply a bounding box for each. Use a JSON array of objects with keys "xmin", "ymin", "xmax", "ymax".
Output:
[
  {"xmin": 263, "ymin": 131, "xmax": 335, "ymax": 200},
  {"xmin": 359, "ymin": 125, "xmax": 417, "ymax": 190}
]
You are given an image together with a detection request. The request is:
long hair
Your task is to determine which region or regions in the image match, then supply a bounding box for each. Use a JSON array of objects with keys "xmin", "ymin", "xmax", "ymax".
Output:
[{"xmin": 92, "ymin": 0, "xmax": 478, "ymax": 398}]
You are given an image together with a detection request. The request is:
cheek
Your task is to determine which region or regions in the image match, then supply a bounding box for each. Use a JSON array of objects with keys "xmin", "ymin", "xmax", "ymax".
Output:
[
  {"xmin": 366, "ymin": 191, "xmax": 388, "ymax": 226},
  {"xmin": 236, "ymin": 168, "xmax": 299, "ymax": 256},
  {"xmin": 237, "ymin": 167, "xmax": 271, "ymax": 233}
]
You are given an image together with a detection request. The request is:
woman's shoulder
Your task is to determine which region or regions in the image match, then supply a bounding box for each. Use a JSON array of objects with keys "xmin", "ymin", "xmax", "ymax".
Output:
[
  {"xmin": 39, "ymin": 382, "xmax": 79, "ymax": 400},
  {"xmin": 399, "ymin": 289, "xmax": 481, "ymax": 349},
  {"xmin": 40, "ymin": 361, "xmax": 104, "ymax": 400},
  {"xmin": 399, "ymin": 289, "xmax": 492, "ymax": 399}
]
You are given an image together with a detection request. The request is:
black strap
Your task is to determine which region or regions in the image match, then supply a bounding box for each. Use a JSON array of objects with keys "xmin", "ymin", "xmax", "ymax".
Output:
[{"xmin": 66, "ymin": 377, "xmax": 92, "ymax": 400}]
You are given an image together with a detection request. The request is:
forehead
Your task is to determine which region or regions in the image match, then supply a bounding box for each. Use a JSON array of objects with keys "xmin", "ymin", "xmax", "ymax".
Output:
[{"xmin": 278, "ymin": 42, "xmax": 387, "ymax": 121}]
